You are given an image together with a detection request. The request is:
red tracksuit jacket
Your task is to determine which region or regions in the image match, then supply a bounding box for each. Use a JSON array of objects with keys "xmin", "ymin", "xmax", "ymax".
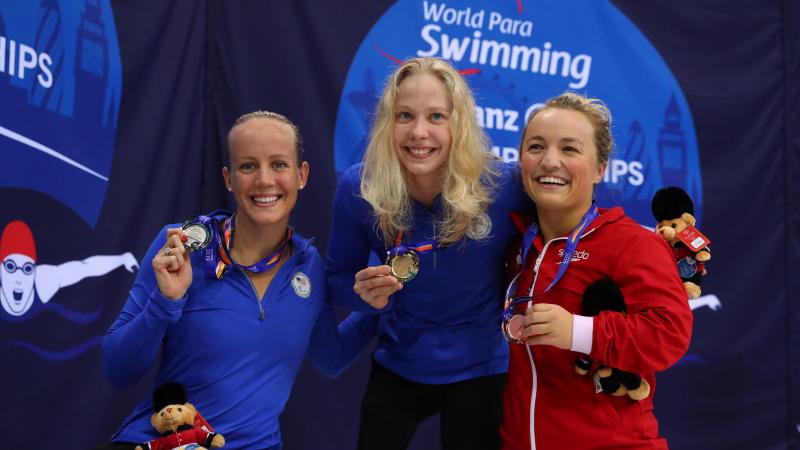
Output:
[{"xmin": 500, "ymin": 207, "xmax": 692, "ymax": 450}]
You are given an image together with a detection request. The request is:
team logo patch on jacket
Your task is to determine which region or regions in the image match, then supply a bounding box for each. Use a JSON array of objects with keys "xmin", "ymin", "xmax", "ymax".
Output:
[
  {"xmin": 291, "ymin": 272, "xmax": 311, "ymax": 298},
  {"xmin": 467, "ymin": 213, "xmax": 493, "ymax": 240}
]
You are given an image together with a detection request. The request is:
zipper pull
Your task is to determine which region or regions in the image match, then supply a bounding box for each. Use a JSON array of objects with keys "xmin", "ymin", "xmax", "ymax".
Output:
[
  {"xmin": 259, "ymin": 308, "xmax": 265, "ymax": 320},
  {"xmin": 433, "ymin": 216, "xmax": 438, "ymax": 269}
]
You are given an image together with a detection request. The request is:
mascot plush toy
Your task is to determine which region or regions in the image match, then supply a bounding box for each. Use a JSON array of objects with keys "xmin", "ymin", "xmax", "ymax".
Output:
[
  {"xmin": 136, "ymin": 383, "xmax": 225, "ymax": 450},
  {"xmin": 651, "ymin": 186, "xmax": 711, "ymax": 299},
  {"xmin": 574, "ymin": 279, "xmax": 650, "ymax": 401}
]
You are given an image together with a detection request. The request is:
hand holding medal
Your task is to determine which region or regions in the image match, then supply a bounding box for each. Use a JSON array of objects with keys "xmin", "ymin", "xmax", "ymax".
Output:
[
  {"xmin": 502, "ymin": 295, "xmax": 574, "ymax": 348},
  {"xmin": 181, "ymin": 217, "xmax": 214, "ymax": 252},
  {"xmin": 521, "ymin": 303, "xmax": 574, "ymax": 349},
  {"xmin": 353, "ymin": 265, "xmax": 403, "ymax": 309},
  {"xmin": 503, "ymin": 204, "xmax": 597, "ymax": 345},
  {"xmin": 383, "ymin": 232, "xmax": 436, "ymax": 284},
  {"xmin": 153, "ymin": 227, "xmax": 193, "ymax": 300}
]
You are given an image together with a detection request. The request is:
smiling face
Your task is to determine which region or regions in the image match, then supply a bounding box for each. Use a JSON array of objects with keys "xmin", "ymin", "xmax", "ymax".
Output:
[
  {"xmin": 222, "ymin": 118, "xmax": 309, "ymax": 230},
  {"xmin": 520, "ymin": 108, "xmax": 607, "ymax": 218},
  {"xmin": 392, "ymin": 73, "xmax": 453, "ymax": 194},
  {"xmin": 0, "ymin": 253, "xmax": 36, "ymax": 316}
]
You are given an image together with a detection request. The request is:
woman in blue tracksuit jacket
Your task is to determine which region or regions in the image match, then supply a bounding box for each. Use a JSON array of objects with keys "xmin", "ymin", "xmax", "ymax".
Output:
[
  {"xmin": 327, "ymin": 57, "xmax": 529, "ymax": 450},
  {"xmin": 99, "ymin": 111, "xmax": 374, "ymax": 450}
]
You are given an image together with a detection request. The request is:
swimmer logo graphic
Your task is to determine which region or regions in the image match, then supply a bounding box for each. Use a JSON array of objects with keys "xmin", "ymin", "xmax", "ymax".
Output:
[
  {"xmin": 333, "ymin": 0, "xmax": 703, "ymax": 225},
  {"xmin": 0, "ymin": 220, "xmax": 138, "ymax": 360},
  {"xmin": 0, "ymin": 0, "xmax": 122, "ymax": 227}
]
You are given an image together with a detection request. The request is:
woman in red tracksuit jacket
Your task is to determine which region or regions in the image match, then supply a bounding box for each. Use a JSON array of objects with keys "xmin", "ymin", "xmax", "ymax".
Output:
[{"xmin": 500, "ymin": 92, "xmax": 692, "ymax": 450}]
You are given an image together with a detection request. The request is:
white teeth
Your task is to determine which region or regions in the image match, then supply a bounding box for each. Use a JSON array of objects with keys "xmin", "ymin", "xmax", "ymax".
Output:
[
  {"xmin": 253, "ymin": 195, "xmax": 279, "ymax": 204},
  {"xmin": 538, "ymin": 176, "xmax": 566, "ymax": 185},
  {"xmin": 409, "ymin": 147, "xmax": 434, "ymax": 155}
]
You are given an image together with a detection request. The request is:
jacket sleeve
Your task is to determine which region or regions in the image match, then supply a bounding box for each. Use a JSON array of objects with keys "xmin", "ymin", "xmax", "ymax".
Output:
[
  {"xmin": 101, "ymin": 226, "xmax": 187, "ymax": 388},
  {"xmin": 325, "ymin": 165, "xmax": 389, "ymax": 314},
  {"xmin": 589, "ymin": 232, "xmax": 693, "ymax": 374},
  {"xmin": 306, "ymin": 305, "xmax": 378, "ymax": 378}
]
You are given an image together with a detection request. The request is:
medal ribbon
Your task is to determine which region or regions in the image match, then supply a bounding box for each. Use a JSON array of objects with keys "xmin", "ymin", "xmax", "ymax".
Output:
[
  {"xmin": 386, "ymin": 230, "xmax": 438, "ymax": 258},
  {"xmin": 215, "ymin": 213, "xmax": 292, "ymax": 277},
  {"xmin": 185, "ymin": 211, "xmax": 229, "ymax": 279},
  {"xmin": 503, "ymin": 204, "xmax": 599, "ymax": 321}
]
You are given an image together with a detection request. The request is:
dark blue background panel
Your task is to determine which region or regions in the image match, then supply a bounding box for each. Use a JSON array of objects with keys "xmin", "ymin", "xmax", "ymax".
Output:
[{"xmin": 0, "ymin": 1, "xmax": 797, "ymax": 449}]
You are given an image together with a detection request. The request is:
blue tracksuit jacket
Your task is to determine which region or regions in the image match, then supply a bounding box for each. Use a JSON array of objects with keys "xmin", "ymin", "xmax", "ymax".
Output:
[
  {"xmin": 327, "ymin": 161, "xmax": 529, "ymax": 384},
  {"xmin": 103, "ymin": 222, "xmax": 375, "ymax": 449}
]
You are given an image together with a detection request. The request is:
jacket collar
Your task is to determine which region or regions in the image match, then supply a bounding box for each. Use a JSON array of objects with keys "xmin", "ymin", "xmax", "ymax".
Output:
[{"xmin": 512, "ymin": 206, "xmax": 626, "ymax": 246}]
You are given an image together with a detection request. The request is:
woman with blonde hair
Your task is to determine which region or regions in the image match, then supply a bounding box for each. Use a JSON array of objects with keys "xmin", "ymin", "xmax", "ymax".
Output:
[{"xmin": 327, "ymin": 57, "xmax": 530, "ymax": 450}]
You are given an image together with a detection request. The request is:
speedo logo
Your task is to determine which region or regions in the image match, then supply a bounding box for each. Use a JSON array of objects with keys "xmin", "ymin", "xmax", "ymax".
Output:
[{"xmin": 556, "ymin": 248, "xmax": 590, "ymax": 264}]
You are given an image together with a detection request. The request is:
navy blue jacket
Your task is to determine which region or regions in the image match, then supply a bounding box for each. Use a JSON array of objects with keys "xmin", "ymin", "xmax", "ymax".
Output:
[
  {"xmin": 327, "ymin": 162, "xmax": 529, "ymax": 383},
  {"xmin": 103, "ymin": 224, "xmax": 375, "ymax": 449}
]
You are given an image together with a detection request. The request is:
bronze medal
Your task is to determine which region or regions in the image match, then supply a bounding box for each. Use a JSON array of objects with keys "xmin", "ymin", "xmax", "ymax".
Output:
[{"xmin": 504, "ymin": 314, "xmax": 526, "ymax": 343}]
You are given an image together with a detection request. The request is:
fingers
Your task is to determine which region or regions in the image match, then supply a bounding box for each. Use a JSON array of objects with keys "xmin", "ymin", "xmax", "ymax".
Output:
[
  {"xmin": 354, "ymin": 280, "xmax": 403, "ymax": 308},
  {"xmin": 153, "ymin": 230, "xmax": 190, "ymax": 273},
  {"xmin": 524, "ymin": 323, "xmax": 553, "ymax": 337},
  {"xmin": 355, "ymin": 265, "xmax": 392, "ymax": 281},
  {"xmin": 523, "ymin": 304, "xmax": 554, "ymax": 327},
  {"xmin": 522, "ymin": 303, "xmax": 572, "ymax": 349},
  {"xmin": 355, "ymin": 269, "xmax": 399, "ymax": 291},
  {"xmin": 165, "ymin": 229, "xmax": 187, "ymax": 252},
  {"xmin": 353, "ymin": 265, "xmax": 402, "ymax": 309}
]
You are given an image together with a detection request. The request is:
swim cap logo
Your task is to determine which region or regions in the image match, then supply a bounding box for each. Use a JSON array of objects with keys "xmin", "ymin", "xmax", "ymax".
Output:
[
  {"xmin": 0, "ymin": 219, "xmax": 139, "ymax": 361},
  {"xmin": 334, "ymin": 0, "xmax": 703, "ymax": 225}
]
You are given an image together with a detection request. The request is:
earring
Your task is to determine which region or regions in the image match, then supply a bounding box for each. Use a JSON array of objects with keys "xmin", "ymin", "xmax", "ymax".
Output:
[{"xmin": 299, "ymin": 184, "xmax": 305, "ymax": 190}]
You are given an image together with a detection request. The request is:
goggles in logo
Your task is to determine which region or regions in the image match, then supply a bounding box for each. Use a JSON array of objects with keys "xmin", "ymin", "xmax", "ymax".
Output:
[{"xmin": 3, "ymin": 259, "xmax": 35, "ymax": 275}]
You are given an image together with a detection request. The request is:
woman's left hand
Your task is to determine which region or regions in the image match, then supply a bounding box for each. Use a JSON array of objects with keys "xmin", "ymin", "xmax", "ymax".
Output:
[{"xmin": 523, "ymin": 303, "xmax": 573, "ymax": 349}]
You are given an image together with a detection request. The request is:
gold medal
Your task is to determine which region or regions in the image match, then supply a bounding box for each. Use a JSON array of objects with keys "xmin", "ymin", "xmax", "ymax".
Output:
[{"xmin": 386, "ymin": 251, "xmax": 419, "ymax": 283}]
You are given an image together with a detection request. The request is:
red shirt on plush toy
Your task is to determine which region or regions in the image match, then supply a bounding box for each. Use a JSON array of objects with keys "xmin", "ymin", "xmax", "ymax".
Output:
[
  {"xmin": 135, "ymin": 383, "xmax": 225, "ymax": 450},
  {"xmin": 651, "ymin": 186, "xmax": 711, "ymax": 299}
]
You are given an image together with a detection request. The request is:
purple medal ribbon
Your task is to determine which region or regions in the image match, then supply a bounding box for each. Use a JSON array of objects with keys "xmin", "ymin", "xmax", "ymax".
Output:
[
  {"xmin": 503, "ymin": 204, "xmax": 599, "ymax": 321},
  {"xmin": 216, "ymin": 213, "xmax": 291, "ymax": 276},
  {"xmin": 387, "ymin": 230, "xmax": 438, "ymax": 258},
  {"xmin": 187, "ymin": 211, "xmax": 290, "ymax": 279}
]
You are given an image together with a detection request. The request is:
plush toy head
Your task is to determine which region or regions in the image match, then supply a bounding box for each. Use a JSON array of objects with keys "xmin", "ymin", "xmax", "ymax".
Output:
[
  {"xmin": 135, "ymin": 383, "xmax": 226, "ymax": 450},
  {"xmin": 651, "ymin": 186, "xmax": 696, "ymax": 244},
  {"xmin": 651, "ymin": 186, "xmax": 711, "ymax": 299},
  {"xmin": 150, "ymin": 383, "xmax": 197, "ymax": 434}
]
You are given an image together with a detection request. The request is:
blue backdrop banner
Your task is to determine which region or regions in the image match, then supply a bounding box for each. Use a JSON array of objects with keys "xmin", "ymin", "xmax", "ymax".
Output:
[{"xmin": 1, "ymin": 1, "xmax": 797, "ymax": 449}]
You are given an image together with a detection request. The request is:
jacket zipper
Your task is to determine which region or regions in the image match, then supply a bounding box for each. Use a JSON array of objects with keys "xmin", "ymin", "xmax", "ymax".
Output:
[
  {"xmin": 432, "ymin": 214, "xmax": 437, "ymax": 269},
  {"xmin": 526, "ymin": 227, "xmax": 597, "ymax": 449},
  {"xmin": 238, "ymin": 251, "xmax": 297, "ymax": 320},
  {"xmin": 526, "ymin": 237, "xmax": 559, "ymax": 450},
  {"xmin": 238, "ymin": 266, "xmax": 266, "ymax": 320}
]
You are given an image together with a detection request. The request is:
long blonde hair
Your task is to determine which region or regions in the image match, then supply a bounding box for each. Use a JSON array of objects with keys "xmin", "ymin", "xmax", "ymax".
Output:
[{"xmin": 360, "ymin": 57, "xmax": 497, "ymax": 246}]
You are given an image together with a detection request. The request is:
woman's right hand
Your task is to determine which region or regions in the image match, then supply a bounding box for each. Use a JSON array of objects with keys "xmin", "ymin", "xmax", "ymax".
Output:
[
  {"xmin": 353, "ymin": 265, "xmax": 402, "ymax": 309},
  {"xmin": 152, "ymin": 227, "xmax": 193, "ymax": 300}
]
